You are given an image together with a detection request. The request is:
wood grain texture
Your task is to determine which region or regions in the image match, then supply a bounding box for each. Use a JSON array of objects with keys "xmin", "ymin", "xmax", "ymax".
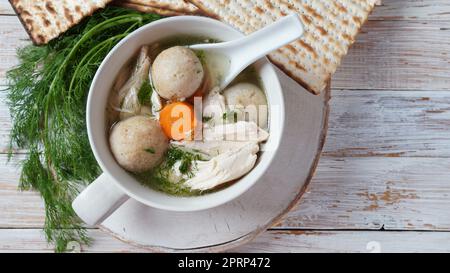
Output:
[
  {"xmin": 332, "ymin": 20, "xmax": 450, "ymax": 90},
  {"xmin": 279, "ymin": 157, "xmax": 450, "ymax": 230},
  {"xmin": 3, "ymin": 90, "xmax": 450, "ymax": 157},
  {"xmin": 2, "ymin": 1, "xmax": 450, "ymax": 20},
  {"xmin": 370, "ymin": 0, "xmax": 450, "ymax": 20},
  {"xmin": 1, "ymin": 0, "xmax": 450, "ymax": 252},
  {"xmin": 3, "ymin": 153, "xmax": 450, "ymax": 231},
  {"xmin": 0, "ymin": 229, "xmax": 145, "ymax": 252},
  {"xmin": 323, "ymin": 90, "xmax": 450, "ymax": 158},
  {"xmin": 0, "ymin": 0, "xmax": 13, "ymax": 15},
  {"xmin": 0, "ymin": 15, "xmax": 28, "ymax": 86},
  {"xmin": 2, "ymin": 229, "xmax": 450, "ymax": 252},
  {"xmin": 0, "ymin": 154, "xmax": 45, "ymax": 227},
  {"xmin": 234, "ymin": 230, "xmax": 450, "ymax": 253},
  {"xmin": 1, "ymin": 11, "xmax": 450, "ymax": 90}
]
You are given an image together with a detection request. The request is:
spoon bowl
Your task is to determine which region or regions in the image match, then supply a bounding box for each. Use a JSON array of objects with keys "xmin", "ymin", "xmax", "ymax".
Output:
[{"xmin": 189, "ymin": 14, "xmax": 304, "ymax": 90}]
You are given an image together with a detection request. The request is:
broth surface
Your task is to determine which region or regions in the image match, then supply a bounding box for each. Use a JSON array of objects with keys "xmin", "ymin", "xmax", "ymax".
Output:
[{"xmin": 107, "ymin": 36, "xmax": 268, "ymax": 196}]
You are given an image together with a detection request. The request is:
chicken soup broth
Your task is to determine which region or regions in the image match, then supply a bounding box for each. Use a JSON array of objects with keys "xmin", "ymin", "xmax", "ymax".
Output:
[{"xmin": 107, "ymin": 36, "xmax": 269, "ymax": 196}]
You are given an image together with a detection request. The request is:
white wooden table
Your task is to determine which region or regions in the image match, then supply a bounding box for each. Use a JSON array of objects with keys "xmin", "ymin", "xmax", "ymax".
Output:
[{"xmin": 1, "ymin": 0, "xmax": 450, "ymax": 252}]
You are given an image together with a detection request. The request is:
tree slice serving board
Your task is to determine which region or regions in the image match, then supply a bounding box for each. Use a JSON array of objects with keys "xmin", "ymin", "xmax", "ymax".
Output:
[{"xmin": 99, "ymin": 70, "xmax": 330, "ymax": 251}]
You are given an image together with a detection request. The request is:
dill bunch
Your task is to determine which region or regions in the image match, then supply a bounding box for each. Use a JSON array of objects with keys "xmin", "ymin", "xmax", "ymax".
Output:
[{"xmin": 5, "ymin": 6, "xmax": 161, "ymax": 252}]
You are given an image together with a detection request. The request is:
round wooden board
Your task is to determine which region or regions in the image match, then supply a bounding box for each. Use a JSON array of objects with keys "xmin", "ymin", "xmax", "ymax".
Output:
[{"xmin": 99, "ymin": 68, "xmax": 330, "ymax": 252}]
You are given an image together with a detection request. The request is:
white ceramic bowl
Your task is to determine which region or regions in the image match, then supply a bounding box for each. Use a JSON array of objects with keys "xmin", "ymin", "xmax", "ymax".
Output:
[{"xmin": 73, "ymin": 16, "xmax": 285, "ymax": 225}]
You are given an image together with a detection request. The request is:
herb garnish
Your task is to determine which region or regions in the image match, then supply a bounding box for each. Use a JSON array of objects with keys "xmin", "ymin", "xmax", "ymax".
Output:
[
  {"xmin": 222, "ymin": 111, "xmax": 238, "ymax": 123},
  {"xmin": 137, "ymin": 79, "xmax": 153, "ymax": 105},
  {"xmin": 145, "ymin": 147, "xmax": 156, "ymax": 154},
  {"xmin": 194, "ymin": 50, "xmax": 206, "ymax": 64},
  {"xmin": 5, "ymin": 7, "xmax": 161, "ymax": 252},
  {"xmin": 202, "ymin": 116, "xmax": 213, "ymax": 123},
  {"xmin": 134, "ymin": 146, "xmax": 205, "ymax": 196},
  {"xmin": 164, "ymin": 146, "xmax": 203, "ymax": 177}
]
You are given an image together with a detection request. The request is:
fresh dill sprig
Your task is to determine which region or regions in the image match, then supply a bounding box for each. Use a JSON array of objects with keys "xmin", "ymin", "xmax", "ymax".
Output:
[
  {"xmin": 202, "ymin": 116, "xmax": 213, "ymax": 123},
  {"xmin": 5, "ymin": 6, "xmax": 161, "ymax": 252},
  {"xmin": 222, "ymin": 110, "xmax": 238, "ymax": 123},
  {"xmin": 138, "ymin": 79, "xmax": 153, "ymax": 105},
  {"xmin": 134, "ymin": 146, "xmax": 205, "ymax": 196},
  {"xmin": 194, "ymin": 49, "xmax": 207, "ymax": 64},
  {"xmin": 164, "ymin": 146, "xmax": 203, "ymax": 177}
]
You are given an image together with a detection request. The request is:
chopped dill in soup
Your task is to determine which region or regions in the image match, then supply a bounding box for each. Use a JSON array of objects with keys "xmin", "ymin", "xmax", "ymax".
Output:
[{"xmin": 107, "ymin": 36, "xmax": 270, "ymax": 196}]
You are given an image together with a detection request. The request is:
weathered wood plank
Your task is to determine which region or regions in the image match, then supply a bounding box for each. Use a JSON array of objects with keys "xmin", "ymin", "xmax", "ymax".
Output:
[
  {"xmin": 370, "ymin": 0, "xmax": 450, "ymax": 20},
  {"xmin": 0, "ymin": 92, "xmax": 12, "ymax": 153},
  {"xmin": 0, "ymin": 16, "xmax": 29, "ymax": 85},
  {"xmin": 2, "ymin": 89, "xmax": 450, "ymax": 230},
  {"xmin": 2, "ymin": 154, "xmax": 450, "ymax": 230},
  {"xmin": 235, "ymin": 230, "xmax": 450, "ymax": 253},
  {"xmin": 2, "ymin": 16, "xmax": 450, "ymax": 156},
  {"xmin": 2, "ymin": 229, "xmax": 450, "ymax": 252},
  {"xmin": 0, "ymin": 1, "xmax": 13, "ymax": 15},
  {"xmin": 0, "ymin": 154, "xmax": 45, "ymax": 227},
  {"xmin": 0, "ymin": 228, "xmax": 145, "ymax": 252},
  {"xmin": 333, "ymin": 20, "xmax": 450, "ymax": 90},
  {"xmin": 1, "ymin": 1, "xmax": 449, "ymax": 20},
  {"xmin": 3, "ymin": 90, "xmax": 450, "ymax": 157},
  {"xmin": 1, "ymin": 16, "xmax": 450, "ymax": 90},
  {"xmin": 323, "ymin": 90, "xmax": 450, "ymax": 157},
  {"xmin": 1, "ymin": 0, "xmax": 450, "ymax": 252},
  {"xmin": 279, "ymin": 157, "xmax": 450, "ymax": 230}
]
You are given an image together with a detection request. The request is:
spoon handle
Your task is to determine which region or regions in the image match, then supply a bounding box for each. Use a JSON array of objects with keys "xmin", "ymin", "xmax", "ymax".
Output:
[
  {"xmin": 225, "ymin": 13, "xmax": 304, "ymax": 63},
  {"xmin": 221, "ymin": 14, "xmax": 303, "ymax": 89},
  {"xmin": 189, "ymin": 14, "xmax": 304, "ymax": 89}
]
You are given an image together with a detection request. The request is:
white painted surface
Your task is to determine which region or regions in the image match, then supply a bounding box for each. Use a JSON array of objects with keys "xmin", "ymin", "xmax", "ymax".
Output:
[
  {"xmin": 2, "ymin": 229, "xmax": 450, "ymax": 253},
  {"xmin": 1, "ymin": 0, "xmax": 450, "ymax": 252},
  {"xmin": 98, "ymin": 70, "xmax": 328, "ymax": 250},
  {"xmin": 235, "ymin": 230, "xmax": 450, "ymax": 253}
]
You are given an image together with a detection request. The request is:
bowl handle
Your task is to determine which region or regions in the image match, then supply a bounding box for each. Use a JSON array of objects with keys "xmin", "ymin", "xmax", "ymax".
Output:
[{"xmin": 72, "ymin": 173, "xmax": 129, "ymax": 226}]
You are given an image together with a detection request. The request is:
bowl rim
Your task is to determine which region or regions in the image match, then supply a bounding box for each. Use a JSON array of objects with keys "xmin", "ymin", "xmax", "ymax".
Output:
[
  {"xmin": 86, "ymin": 15, "xmax": 285, "ymax": 211},
  {"xmin": 98, "ymin": 84, "xmax": 330, "ymax": 252}
]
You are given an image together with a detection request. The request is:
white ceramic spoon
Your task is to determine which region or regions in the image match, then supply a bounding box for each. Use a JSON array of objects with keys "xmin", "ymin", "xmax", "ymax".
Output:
[{"xmin": 189, "ymin": 14, "xmax": 304, "ymax": 90}]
